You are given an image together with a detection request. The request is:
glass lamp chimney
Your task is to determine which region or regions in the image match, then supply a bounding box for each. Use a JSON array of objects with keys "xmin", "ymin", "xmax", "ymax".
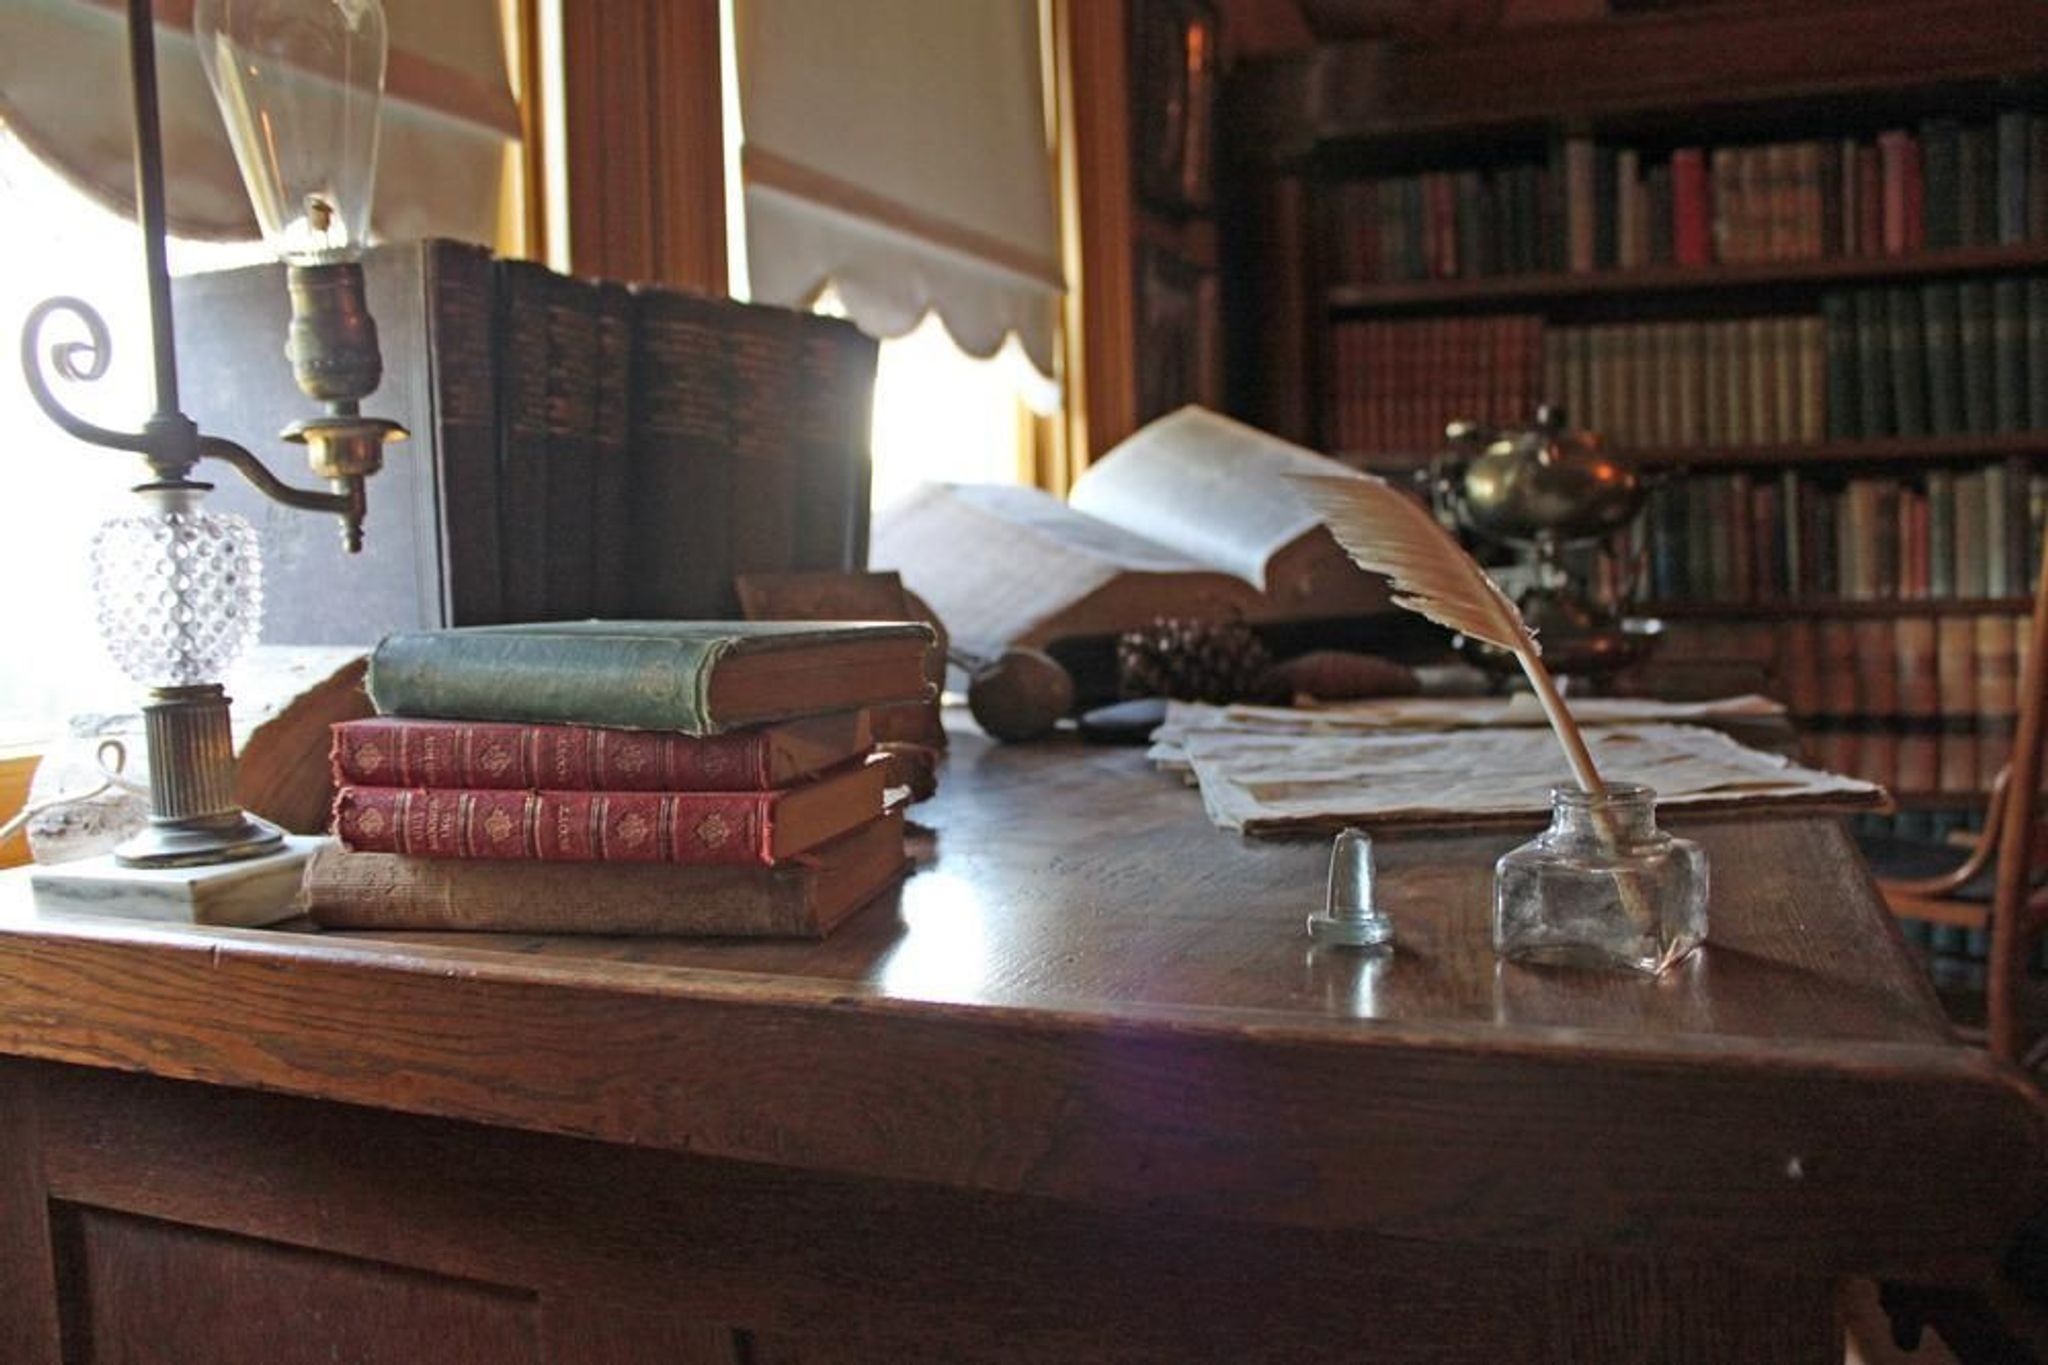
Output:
[{"xmin": 193, "ymin": 0, "xmax": 388, "ymax": 265}]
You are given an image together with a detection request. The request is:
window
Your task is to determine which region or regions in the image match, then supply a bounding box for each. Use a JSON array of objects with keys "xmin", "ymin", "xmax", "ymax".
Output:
[
  {"xmin": 724, "ymin": 0, "xmax": 1066, "ymax": 510},
  {"xmin": 866, "ymin": 311, "xmax": 1059, "ymax": 512},
  {"xmin": 0, "ymin": 124, "xmax": 269, "ymax": 745}
]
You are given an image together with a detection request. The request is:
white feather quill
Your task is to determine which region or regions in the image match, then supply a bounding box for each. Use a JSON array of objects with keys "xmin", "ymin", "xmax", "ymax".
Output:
[{"xmin": 1291, "ymin": 473, "xmax": 1607, "ymax": 795}]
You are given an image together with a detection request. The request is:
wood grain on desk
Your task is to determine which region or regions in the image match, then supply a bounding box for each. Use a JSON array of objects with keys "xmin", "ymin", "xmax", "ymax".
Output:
[{"xmin": 0, "ymin": 729, "xmax": 2040, "ymax": 1291}]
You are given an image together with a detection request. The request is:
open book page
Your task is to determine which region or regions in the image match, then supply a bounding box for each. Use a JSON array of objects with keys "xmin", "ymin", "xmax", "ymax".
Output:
[
  {"xmin": 1069, "ymin": 406, "xmax": 1363, "ymax": 590},
  {"xmin": 1171, "ymin": 722, "xmax": 1882, "ymax": 834},
  {"xmin": 870, "ymin": 482, "xmax": 1256, "ymax": 656}
]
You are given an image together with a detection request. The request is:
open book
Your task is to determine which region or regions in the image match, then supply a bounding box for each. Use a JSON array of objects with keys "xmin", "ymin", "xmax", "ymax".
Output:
[{"xmin": 869, "ymin": 407, "xmax": 1390, "ymax": 656}]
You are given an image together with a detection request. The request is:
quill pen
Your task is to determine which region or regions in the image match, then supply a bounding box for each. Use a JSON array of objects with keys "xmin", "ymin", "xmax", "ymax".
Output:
[{"xmin": 1290, "ymin": 473, "xmax": 1606, "ymax": 795}]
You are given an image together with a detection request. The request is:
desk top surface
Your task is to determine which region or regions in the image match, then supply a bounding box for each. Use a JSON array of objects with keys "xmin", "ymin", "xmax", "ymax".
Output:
[{"xmin": 1, "ymin": 724, "xmax": 2042, "ymax": 1276}]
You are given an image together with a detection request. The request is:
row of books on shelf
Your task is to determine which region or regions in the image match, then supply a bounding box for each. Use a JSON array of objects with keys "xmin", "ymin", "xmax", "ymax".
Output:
[
  {"xmin": 1652, "ymin": 616, "xmax": 2033, "ymax": 798},
  {"xmin": 1637, "ymin": 466, "xmax": 2046, "ymax": 604},
  {"xmin": 1329, "ymin": 274, "xmax": 2048, "ymax": 457},
  {"xmin": 1327, "ymin": 314, "xmax": 1545, "ymax": 455},
  {"xmin": 1327, "ymin": 112, "xmax": 2048, "ymax": 286},
  {"xmin": 1541, "ymin": 316, "xmax": 1823, "ymax": 452},
  {"xmin": 1824, "ymin": 277, "xmax": 2048, "ymax": 440},
  {"xmin": 300, "ymin": 622, "xmax": 934, "ymax": 937},
  {"xmin": 174, "ymin": 240, "xmax": 877, "ymax": 645}
]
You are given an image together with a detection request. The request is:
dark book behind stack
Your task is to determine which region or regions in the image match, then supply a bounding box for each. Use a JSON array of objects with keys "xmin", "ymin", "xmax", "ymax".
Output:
[
  {"xmin": 173, "ymin": 239, "xmax": 504, "ymax": 641},
  {"xmin": 628, "ymin": 288, "xmax": 878, "ymax": 619},
  {"xmin": 173, "ymin": 244, "xmax": 880, "ymax": 644},
  {"xmin": 302, "ymin": 621, "xmax": 936, "ymax": 937}
]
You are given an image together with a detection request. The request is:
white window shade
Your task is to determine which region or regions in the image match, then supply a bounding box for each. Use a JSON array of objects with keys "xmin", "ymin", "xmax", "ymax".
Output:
[
  {"xmin": 735, "ymin": 0, "xmax": 1062, "ymax": 380},
  {"xmin": 0, "ymin": 0, "xmax": 519, "ymax": 247}
]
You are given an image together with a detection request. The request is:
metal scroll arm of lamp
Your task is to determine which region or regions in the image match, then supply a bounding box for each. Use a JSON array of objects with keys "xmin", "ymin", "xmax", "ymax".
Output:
[{"xmin": 17, "ymin": 0, "xmax": 404, "ymax": 868}]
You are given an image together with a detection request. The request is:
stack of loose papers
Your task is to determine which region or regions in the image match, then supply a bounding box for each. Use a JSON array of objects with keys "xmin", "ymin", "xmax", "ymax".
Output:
[{"xmin": 1151, "ymin": 699, "xmax": 1884, "ymax": 835}]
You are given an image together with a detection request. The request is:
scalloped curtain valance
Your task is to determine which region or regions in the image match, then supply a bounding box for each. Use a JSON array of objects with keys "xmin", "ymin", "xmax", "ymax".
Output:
[
  {"xmin": 733, "ymin": 0, "xmax": 1062, "ymax": 381},
  {"xmin": 0, "ymin": 0, "xmax": 519, "ymax": 248}
]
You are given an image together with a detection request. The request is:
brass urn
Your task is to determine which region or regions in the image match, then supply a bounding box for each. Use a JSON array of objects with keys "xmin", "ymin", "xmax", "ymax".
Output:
[{"xmin": 1432, "ymin": 404, "xmax": 1659, "ymax": 681}]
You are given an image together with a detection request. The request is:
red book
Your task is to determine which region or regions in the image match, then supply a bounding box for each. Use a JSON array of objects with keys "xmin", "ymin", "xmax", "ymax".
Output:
[
  {"xmin": 331, "ymin": 711, "xmax": 873, "ymax": 792},
  {"xmin": 1672, "ymin": 148, "xmax": 1710, "ymax": 267},
  {"xmin": 1878, "ymin": 130, "xmax": 1913, "ymax": 256},
  {"xmin": 333, "ymin": 761, "xmax": 888, "ymax": 865}
]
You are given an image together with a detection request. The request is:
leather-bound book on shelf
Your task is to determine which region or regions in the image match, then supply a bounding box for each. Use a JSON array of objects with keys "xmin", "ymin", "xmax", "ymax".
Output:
[
  {"xmin": 1893, "ymin": 614, "xmax": 1941, "ymax": 795},
  {"xmin": 1975, "ymin": 613, "xmax": 2019, "ymax": 790},
  {"xmin": 333, "ymin": 760, "xmax": 888, "ymax": 865},
  {"xmin": 171, "ymin": 239, "xmax": 503, "ymax": 640},
  {"xmin": 1851, "ymin": 617, "xmax": 1898, "ymax": 790},
  {"xmin": 541, "ymin": 270, "xmax": 600, "ymax": 621},
  {"xmin": 365, "ymin": 620, "xmax": 935, "ymax": 735},
  {"xmin": 629, "ymin": 287, "xmax": 737, "ymax": 619},
  {"xmin": 495, "ymin": 258, "xmax": 556, "ymax": 624},
  {"xmin": 1773, "ymin": 618, "xmax": 1823, "ymax": 765},
  {"xmin": 1936, "ymin": 614, "xmax": 1981, "ymax": 794},
  {"xmin": 589, "ymin": 281, "xmax": 636, "ymax": 618},
  {"xmin": 1813, "ymin": 618, "xmax": 1861, "ymax": 779},
  {"xmin": 725, "ymin": 303, "xmax": 803, "ymax": 594},
  {"xmin": 303, "ymin": 806, "xmax": 907, "ymax": 938}
]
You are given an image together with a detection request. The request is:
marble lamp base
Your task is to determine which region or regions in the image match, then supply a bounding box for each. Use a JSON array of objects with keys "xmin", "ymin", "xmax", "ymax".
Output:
[{"xmin": 29, "ymin": 835, "xmax": 327, "ymax": 928}]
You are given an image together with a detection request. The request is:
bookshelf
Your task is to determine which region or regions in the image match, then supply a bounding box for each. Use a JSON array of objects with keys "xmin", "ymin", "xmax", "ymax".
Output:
[
  {"xmin": 1326, "ymin": 243, "xmax": 2048, "ymax": 313},
  {"xmin": 1223, "ymin": 0, "xmax": 2048, "ymax": 809}
]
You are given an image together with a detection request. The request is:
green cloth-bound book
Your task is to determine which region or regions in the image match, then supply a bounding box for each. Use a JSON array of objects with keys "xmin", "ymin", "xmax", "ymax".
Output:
[{"xmin": 367, "ymin": 621, "xmax": 936, "ymax": 735}]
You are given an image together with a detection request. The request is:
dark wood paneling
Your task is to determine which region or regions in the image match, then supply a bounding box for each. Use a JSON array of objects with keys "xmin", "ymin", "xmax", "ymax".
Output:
[
  {"xmin": 23, "ymin": 1062, "xmax": 1844, "ymax": 1364},
  {"xmin": 52, "ymin": 1205, "xmax": 541, "ymax": 1365},
  {"xmin": 0, "ymin": 1064, "xmax": 63, "ymax": 1365},
  {"xmin": 1235, "ymin": 0, "xmax": 2048, "ymax": 158}
]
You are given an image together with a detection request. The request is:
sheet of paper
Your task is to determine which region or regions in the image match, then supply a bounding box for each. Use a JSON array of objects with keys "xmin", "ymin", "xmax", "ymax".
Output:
[
  {"xmin": 1174, "ymin": 722, "xmax": 1882, "ymax": 834},
  {"xmin": 1068, "ymin": 406, "xmax": 1360, "ymax": 589},
  {"xmin": 870, "ymin": 482, "xmax": 1202, "ymax": 655}
]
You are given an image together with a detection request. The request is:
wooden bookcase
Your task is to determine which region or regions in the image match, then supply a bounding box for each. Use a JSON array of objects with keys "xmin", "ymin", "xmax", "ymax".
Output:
[{"xmin": 1222, "ymin": 0, "xmax": 2048, "ymax": 809}]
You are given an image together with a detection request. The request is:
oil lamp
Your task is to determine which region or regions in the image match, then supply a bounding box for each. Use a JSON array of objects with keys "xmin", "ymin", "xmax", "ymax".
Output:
[{"xmin": 19, "ymin": 0, "xmax": 405, "ymax": 868}]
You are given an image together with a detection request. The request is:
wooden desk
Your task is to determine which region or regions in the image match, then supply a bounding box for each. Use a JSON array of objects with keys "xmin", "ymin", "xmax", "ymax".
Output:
[{"xmin": 1, "ymin": 728, "xmax": 2042, "ymax": 1363}]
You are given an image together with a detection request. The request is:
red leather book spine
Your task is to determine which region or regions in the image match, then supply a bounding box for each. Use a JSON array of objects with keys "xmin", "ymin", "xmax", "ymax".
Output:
[
  {"xmin": 332, "ymin": 720, "xmax": 773, "ymax": 791},
  {"xmin": 1878, "ymin": 131, "xmax": 1912, "ymax": 256},
  {"xmin": 335, "ymin": 787, "xmax": 772, "ymax": 864},
  {"xmin": 1671, "ymin": 148, "xmax": 1709, "ymax": 267}
]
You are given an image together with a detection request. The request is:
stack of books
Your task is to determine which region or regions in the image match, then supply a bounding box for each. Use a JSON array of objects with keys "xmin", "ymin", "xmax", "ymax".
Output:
[{"xmin": 299, "ymin": 621, "xmax": 936, "ymax": 937}]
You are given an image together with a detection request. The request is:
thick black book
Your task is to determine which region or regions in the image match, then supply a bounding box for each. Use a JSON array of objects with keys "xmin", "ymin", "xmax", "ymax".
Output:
[
  {"xmin": 589, "ymin": 281, "xmax": 636, "ymax": 618},
  {"xmin": 1959, "ymin": 278, "xmax": 1997, "ymax": 435},
  {"xmin": 628, "ymin": 287, "xmax": 738, "ymax": 619},
  {"xmin": 791, "ymin": 314, "xmax": 880, "ymax": 574},
  {"xmin": 1994, "ymin": 276, "xmax": 2029, "ymax": 434},
  {"xmin": 1920, "ymin": 282, "xmax": 1963, "ymax": 438},
  {"xmin": 1854, "ymin": 288, "xmax": 1893, "ymax": 440},
  {"xmin": 1997, "ymin": 111, "xmax": 2031, "ymax": 246},
  {"xmin": 1958, "ymin": 125, "xmax": 1994, "ymax": 248},
  {"xmin": 1887, "ymin": 286, "xmax": 1928, "ymax": 440},
  {"xmin": 171, "ymin": 238, "xmax": 503, "ymax": 643},
  {"xmin": 1822, "ymin": 291, "xmax": 1859, "ymax": 441},
  {"xmin": 2029, "ymin": 276, "xmax": 2048, "ymax": 432},
  {"xmin": 1919, "ymin": 120, "xmax": 1960, "ymax": 251},
  {"xmin": 541, "ymin": 271, "xmax": 599, "ymax": 620},
  {"xmin": 495, "ymin": 259, "xmax": 554, "ymax": 622},
  {"xmin": 624, "ymin": 290, "xmax": 877, "ymax": 618}
]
